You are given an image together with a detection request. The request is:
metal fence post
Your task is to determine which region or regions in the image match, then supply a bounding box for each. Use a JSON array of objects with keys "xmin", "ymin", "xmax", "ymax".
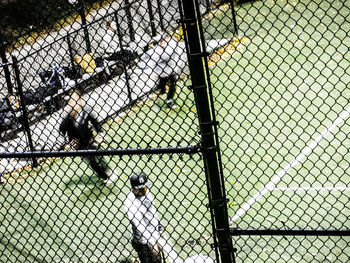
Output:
[
  {"xmin": 0, "ymin": 33, "xmax": 13, "ymax": 94},
  {"xmin": 228, "ymin": 0, "xmax": 238, "ymax": 35},
  {"xmin": 12, "ymin": 56, "xmax": 38, "ymax": 167},
  {"xmin": 66, "ymin": 35, "xmax": 77, "ymax": 75},
  {"xmin": 179, "ymin": 0, "xmax": 235, "ymax": 262},
  {"xmin": 155, "ymin": 0, "xmax": 164, "ymax": 31},
  {"xmin": 124, "ymin": 0, "xmax": 135, "ymax": 41},
  {"xmin": 146, "ymin": 0, "xmax": 157, "ymax": 37},
  {"xmin": 114, "ymin": 11, "xmax": 133, "ymax": 104},
  {"xmin": 77, "ymin": 0, "xmax": 92, "ymax": 53}
]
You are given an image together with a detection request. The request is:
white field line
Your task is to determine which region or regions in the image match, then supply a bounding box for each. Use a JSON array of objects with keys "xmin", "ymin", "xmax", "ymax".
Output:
[
  {"xmin": 274, "ymin": 186, "xmax": 350, "ymax": 191},
  {"xmin": 230, "ymin": 105, "xmax": 350, "ymax": 223}
]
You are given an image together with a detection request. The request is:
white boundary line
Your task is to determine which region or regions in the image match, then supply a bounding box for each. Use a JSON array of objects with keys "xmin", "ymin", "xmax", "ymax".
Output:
[
  {"xmin": 230, "ymin": 105, "xmax": 350, "ymax": 223},
  {"xmin": 274, "ymin": 186, "xmax": 350, "ymax": 191}
]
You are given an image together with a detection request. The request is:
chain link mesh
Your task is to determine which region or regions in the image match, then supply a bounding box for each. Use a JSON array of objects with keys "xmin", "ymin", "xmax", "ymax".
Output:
[
  {"xmin": 0, "ymin": 0, "xmax": 349, "ymax": 262},
  {"xmin": 0, "ymin": 1, "xmax": 217, "ymax": 262},
  {"xmin": 203, "ymin": 0, "xmax": 350, "ymax": 262}
]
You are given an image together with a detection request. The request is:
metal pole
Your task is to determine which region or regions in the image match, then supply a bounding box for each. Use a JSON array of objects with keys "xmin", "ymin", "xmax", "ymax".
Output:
[
  {"xmin": 66, "ymin": 35, "xmax": 78, "ymax": 79},
  {"xmin": 0, "ymin": 33, "xmax": 13, "ymax": 94},
  {"xmin": 146, "ymin": 0, "xmax": 157, "ymax": 36},
  {"xmin": 77, "ymin": 0, "xmax": 91, "ymax": 53},
  {"xmin": 155, "ymin": 0, "xmax": 164, "ymax": 31},
  {"xmin": 12, "ymin": 56, "xmax": 38, "ymax": 167},
  {"xmin": 124, "ymin": 0, "xmax": 135, "ymax": 41},
  {"xmin": 228, "ymin": 0, "xmax": 238, "ymax": 35},
  {"xmin": 114, "ymin": 11, "xmax": 133, "ymax": 104},
  {"xmin": 180, "ymin": 0, "xmax": 235, "ymax": 262}
]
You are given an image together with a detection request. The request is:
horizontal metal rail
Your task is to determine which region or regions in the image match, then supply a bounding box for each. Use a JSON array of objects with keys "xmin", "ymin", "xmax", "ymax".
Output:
[
  {"xmin": 0, "ymin": 145, "xmax": 201, "ymax": 159},
  {"xmin": 0, "ymin": 61, "xmax": 13, "ymax": 67},
  {"xmin": 230, "ymin": 228, "xmax": 350, "ymax": 237}
]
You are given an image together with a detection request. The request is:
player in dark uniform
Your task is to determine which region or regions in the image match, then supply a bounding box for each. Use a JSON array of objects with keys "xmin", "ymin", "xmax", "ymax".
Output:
[{"xmin": 59, "ymin": 90, "xmax": 116, "ymax": 184}]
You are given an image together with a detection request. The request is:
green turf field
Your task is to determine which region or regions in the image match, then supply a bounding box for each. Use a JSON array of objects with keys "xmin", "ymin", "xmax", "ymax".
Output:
[
  {"xmin": 0, "ymin": 85, "xmax": 214, "ymax": 262},
  {"xmin": 207, "ymin": 0, "xmax": 350, "ymax": 262},
  {"xmin": 1, "ymin": 0, "xmax": 350, "ymax": 262},
  {"xmin": 211, "ymin": 0, "xmax": 350, "ymax": 227}
]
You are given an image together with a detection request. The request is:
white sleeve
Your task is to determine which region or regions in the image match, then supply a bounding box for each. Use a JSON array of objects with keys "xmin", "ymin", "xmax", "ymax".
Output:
[
  {"xmin": 148, "ymin": 192, "xmax": 161, "ymax": 225},
  {"xmin": 125, "ymin": 194, "xmax": 156, "ymax": 242}
]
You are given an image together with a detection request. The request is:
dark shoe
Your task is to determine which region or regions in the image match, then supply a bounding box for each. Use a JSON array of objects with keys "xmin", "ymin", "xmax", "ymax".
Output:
[
  {"xmin": 166, "ymin": 99, "xmax": 177, "ymax": 110},
  {"xmin": 159, "ymin": 88, "xmax": 166, "ymax": 95}
]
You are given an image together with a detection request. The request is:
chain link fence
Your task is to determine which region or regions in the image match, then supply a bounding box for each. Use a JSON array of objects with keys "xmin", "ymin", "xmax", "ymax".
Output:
[
  {"xmin": 203, "ymin": 0, "xmax": 350, "ymax": 262},
  {"xmin": 0, "ymin": 0, "xmax": 349, "ymax": 262},
  {"xmin": 0, "ymin": 0, "xmax": 223, "ymax": 262}
]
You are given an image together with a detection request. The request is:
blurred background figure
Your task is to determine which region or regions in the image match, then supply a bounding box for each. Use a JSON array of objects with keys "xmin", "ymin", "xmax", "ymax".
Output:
[
  {"xmin": 102, "ymin": 21, "xmax": 120, "ymax": 55},
  {"xmin": 59, "ymin": 89, "xmax": 117, "ymax": 185},
  {"xmin": 138, "ymin": 33, "xmax": 181, "ymax": 110}
]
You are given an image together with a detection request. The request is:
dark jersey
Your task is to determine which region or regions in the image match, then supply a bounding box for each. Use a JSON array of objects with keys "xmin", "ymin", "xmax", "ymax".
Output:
[{"xmin": 59, "ymin": 107, "xmax": 101, "ymax": 148}]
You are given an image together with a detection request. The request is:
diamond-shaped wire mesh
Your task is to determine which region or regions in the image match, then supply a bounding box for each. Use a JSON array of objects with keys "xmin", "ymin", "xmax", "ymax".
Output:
[
  {"xmin": 1, "ymin": 0, "xmax": 349, "ymax": 262},
  {"xmin": 201, "ymin": 0, "xmax": 350, "ymax": 261},
  {"xmin": 0, "ymin": 1, "xmax": 220, "ymax": 263},
  {"xmin": 0, "ymin": 154, "xmax": 213, "ymax": 263}
]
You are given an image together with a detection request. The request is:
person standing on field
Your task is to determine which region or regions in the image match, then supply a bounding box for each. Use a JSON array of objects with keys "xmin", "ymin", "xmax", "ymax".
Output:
[
  {"xmin": 59, "ymin": 89, "xmax": 117, "ymax": 185},
  {"xmin": 124, "ymin": 172, "xmax": 164, "ymax": 263},
  {"xmin": 138, "ymin": 33, "xmax": 180, "ymax": 110}
]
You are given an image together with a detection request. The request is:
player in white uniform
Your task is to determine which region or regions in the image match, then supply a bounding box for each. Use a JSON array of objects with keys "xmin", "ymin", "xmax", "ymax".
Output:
[
  {"xmin": 138, "ymin": 33, "xmax": 181, "ymax": 110},
  {"xmin": 124, "ymin": 173, "xmax": 164, "ymax": 263}
]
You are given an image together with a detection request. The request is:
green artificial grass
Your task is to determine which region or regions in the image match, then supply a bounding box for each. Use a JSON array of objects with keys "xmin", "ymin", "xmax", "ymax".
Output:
[{"xmin": 1, "ymin": 0, "xmax": 350, "ymax": 262}]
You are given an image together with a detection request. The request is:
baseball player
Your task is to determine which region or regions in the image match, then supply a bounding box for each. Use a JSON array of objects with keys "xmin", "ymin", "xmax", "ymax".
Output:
[
  {"xmin": 59, "ymin": 90, "xmax": 116, "ymax": 185},
  {"xmin": 138, "ymin": 33, "xmax": 180, "ymax": 110},
  {"xmin": 124, "ymin": 172, "xmax": 164, "ymax": 263}
]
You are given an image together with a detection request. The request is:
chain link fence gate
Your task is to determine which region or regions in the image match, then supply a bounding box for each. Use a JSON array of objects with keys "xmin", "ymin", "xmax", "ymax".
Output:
[{"xmin": 1, "ymin": 0, "xmax": 350, "ymax": 263}]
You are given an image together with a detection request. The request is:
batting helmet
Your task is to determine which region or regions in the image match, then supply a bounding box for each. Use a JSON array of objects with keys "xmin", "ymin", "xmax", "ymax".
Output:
[{"xmin": 130, "ymin": 172, "xmax": 148, "ymax": 189}]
